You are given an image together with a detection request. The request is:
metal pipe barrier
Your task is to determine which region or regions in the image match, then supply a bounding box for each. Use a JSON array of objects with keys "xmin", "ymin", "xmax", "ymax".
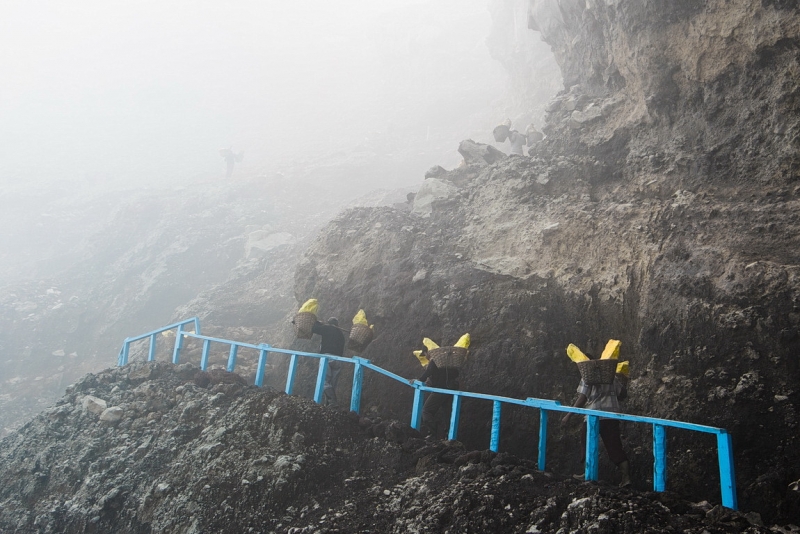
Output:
[{"xmin": 117, "ymin": 318, "xmax": 737, "ymax": 510}]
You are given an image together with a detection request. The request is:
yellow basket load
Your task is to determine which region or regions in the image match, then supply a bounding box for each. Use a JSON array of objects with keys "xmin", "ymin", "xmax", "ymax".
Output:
[
  {"xmin": 428, "ymin": 334, "xmax": 469, "ymax": 368},
  {"xmin": 413, "ymin": 350, "xmax": 430, "ymax": 367},
  {"xmin": 616, "ymin": 361, "xmax": 629, "ymax": 377},
  {"xmin": 600, "ymin": 339, "xmax": 621, "ymax": 360},
  {"xmin": 566, "ymin": 343, "xmax": 589, "ymax": 362},
  {"xmin": 298, "ymin": 299, "xmax": 319, "ymax": 314},
  {"xmin": 293, "ymin": 298, "xmax": 318, "ymax": 339},
  {"xmin": 352, "ymin": 309, "xmax": 368, "ymax": 326},
  {"xmin": 348, "ymin": 309, "xmax": 374, "ymax": 352},
  {"xmin": 566, "ymin": 341, "xmax": 619, "ymax": 385},
  {"xmin": 422, "ymin": 338, "xmax": 439, "ymax": 351}
]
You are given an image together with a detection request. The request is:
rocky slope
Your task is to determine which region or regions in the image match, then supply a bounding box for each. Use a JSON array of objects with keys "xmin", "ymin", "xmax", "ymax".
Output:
[
  {"xmin": 0, "ymin": 159, "xmax": 413, "ymax": 440},
  {"xmin": 3, "ymin": 0, "xmax": 800, "ymax": 529},
  {"xmin": 0, "ymin": 362, "xmax": 780, "ymax": 533},
  {"xmin": 288, "ymin": 0, "xmax": 800, "ymax": 524}
]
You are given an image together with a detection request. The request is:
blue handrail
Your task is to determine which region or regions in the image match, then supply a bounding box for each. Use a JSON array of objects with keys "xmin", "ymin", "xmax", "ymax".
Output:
[{"xmin": 117, "ymin": 318, "xmax": 738, "ymax": 510}]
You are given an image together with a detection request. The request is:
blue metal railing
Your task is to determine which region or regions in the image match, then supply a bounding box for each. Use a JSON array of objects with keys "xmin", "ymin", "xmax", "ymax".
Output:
[{"xmin": 117, "ymin": 318, "xmax": 738, "ymax": 510}]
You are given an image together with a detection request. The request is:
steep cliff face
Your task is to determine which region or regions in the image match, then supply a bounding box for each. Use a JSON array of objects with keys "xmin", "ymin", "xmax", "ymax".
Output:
[{"xmin": 293, "ymin": 1, "xmax": 800, "ymax": 522}]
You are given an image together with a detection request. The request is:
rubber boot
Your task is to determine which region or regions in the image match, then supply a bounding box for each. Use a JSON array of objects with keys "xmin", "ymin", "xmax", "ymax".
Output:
[{"xmin": 618, "ymin": 461, "xmax": 632, "ymax": 488}]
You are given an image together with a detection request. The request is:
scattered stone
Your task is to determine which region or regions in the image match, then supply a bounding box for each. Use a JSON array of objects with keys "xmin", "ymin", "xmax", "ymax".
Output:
[
  {"xmin": 99, "ymin": 406, "xmax": 123, "ymax": 423},
  {"xmin": 424, "ymin": 165, "xmax": 447, "ymax": 179},
  {"xmin": 81, "ymin": 395, "xmax": 107, "ymax": 415},
  {"xmin": 457, "ymin": 140, "xmax": 506, "ymax": 166}
]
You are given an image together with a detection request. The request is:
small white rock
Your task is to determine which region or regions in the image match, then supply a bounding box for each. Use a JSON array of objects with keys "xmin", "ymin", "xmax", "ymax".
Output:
[
  {"xmin": 99, "ymin": 406, "xmax": 123, "ymax": 422},
  {"xmin": 82, "ymin": 395, "xmax": 107, "ymax": 415}
]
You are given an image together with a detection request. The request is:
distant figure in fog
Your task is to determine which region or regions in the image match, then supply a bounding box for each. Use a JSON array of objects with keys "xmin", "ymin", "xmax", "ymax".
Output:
[
  {"xmin": 507, "ymin": 128, "xmax": 527, "ymax": 156},
  {"xmin": 220, "ymin": 147, "xmax": 244, "ymax": 178},
  {"xmin": 493, "ymin": 119, "xmax": 527, "ymax": 156}
]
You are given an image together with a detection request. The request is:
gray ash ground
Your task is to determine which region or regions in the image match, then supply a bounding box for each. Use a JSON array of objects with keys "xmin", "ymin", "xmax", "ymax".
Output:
[{"xmin": 0, "ymin": 362, "xmax": 785, "ymax": 533}]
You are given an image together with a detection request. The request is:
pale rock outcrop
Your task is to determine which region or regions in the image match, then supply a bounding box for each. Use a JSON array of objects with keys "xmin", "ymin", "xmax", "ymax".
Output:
[
  {"xmin": 411, "ymin": 178, "xmax": 459, "ymax": 217},
  {"xmin": 81, "ymin": 395, "xmax": 107, "ymax": 415}
]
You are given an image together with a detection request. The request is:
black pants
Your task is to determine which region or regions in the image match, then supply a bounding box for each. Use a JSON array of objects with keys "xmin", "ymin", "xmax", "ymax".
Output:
[
  {"xmin": 421, "ymin": 379, "xmax": 459, "ymax": 436},
  {"xmin": 582, "ymin": 419, "xmax": 628, "ymax": 465},
  {"xmin": 323, "ymin": 360, "xmax": 342, "ymax": 406},
  {"xmin": 421, "ymin": 392, "xmax": 451, "ymax": 435}
]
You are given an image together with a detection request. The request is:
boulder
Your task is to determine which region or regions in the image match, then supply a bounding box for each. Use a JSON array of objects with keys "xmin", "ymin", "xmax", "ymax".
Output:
[
  {"xmin": 82, "ymin": 395, "xmax": 107, "ymax": 415},
  {"xmin": 569, "ymin": 104, "xmax": 602, "ymax": 128},
  {"xmin": 457, "ymin": 140, "xmax": 506, "ymax": 166},
  {"xmin": 99, "ymin": 406, "xmax": 123, "ymax": 423},
  {"xmin": 424, "ymin": 165, "xmax": 447, "ymax": 179},
  {"xmin": 411, "ymin": 179, "xmax": 458, "ymax": 218}
]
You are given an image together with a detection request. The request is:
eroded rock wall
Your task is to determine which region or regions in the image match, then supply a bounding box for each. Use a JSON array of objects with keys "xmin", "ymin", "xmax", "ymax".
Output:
[{"xmin": 293, "ymin": 0, "xmax": 800, "ymax": 522}]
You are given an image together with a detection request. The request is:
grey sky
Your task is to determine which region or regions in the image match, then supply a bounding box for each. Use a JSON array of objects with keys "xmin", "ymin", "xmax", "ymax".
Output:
[{"xmin": 0, "ymin": 0, "xmax": 506, "ymax": 186}]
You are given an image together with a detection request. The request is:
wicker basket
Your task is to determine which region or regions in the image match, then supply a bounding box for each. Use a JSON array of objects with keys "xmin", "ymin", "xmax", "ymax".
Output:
[
  {"xmin": 493, "ymin": 124, "xmax": 510, "ymax": 142},
  {"xmin": 428, "ymin": 346, "xmax": 468, "ymax": 368},
  {"xmin": 576, "ymin": 359, "xmax": 617, "ymax": 385},
  {"xmin": 293, "ymin": 312, "xmax": 317, "ymax": 340},
  {"xmin": 347, "ymin": 323, "xmax": 374, "ymax": 352}
]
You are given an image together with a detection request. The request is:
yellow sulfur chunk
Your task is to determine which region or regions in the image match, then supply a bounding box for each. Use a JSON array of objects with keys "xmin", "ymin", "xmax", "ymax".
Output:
[
  {"xmin": 422, "ymin": 338, "xmax": 440, "ymax": 351},
  {"xmin": 352, "ymin": 309, "xmax": 369, "ymax": 326},
  {"xmin": 616, "ymin": 361, "xmax": 629, "ymax": 376},
  {"xmin": 298, "ymin": 299, "xmax": 318, "ymax": 315},
  {"xmin": 601, "ymin": 339, "xmax": 621, "ymax": 360},
  {"xmin": 566, "ymin": 344, "xmax": 590, "ymax": 362},
  {"xmin": 454, "ymin": 333, "xmax": 470, "ymax": 349},
  {"xmin": 413, "ymin": 350, "xmax": 430, "ymax": 367}
]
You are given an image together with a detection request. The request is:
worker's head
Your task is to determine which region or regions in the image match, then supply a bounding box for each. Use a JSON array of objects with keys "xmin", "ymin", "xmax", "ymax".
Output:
[{"xmin": 327, "ymin": 317, "xmax": 339, "ymax": 327}]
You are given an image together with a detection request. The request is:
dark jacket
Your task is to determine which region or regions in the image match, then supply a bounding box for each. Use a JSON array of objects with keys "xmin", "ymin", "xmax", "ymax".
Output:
[
  {"xmin": 418, "ymin": 361, "xmax": 459, "ymax": 389},
  {"xmin": 312, "ymin": 321, "xmax": 345, "ymax": 356}
]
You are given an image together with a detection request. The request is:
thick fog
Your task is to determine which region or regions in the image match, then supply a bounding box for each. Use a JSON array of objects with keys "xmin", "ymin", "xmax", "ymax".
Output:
[
  {"xmin": 0, "ymin": 0, "xmax": 560, "ymax": 438},
  {"xmin": 0, "ymin": 0, "xmax": 519, "ymax": 188}
]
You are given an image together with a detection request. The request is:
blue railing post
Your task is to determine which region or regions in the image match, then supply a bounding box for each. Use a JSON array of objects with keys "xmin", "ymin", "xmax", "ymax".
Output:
[
  {"xmin": 200, "ymin": 339, "xmax": 211, "ymax": 370},
  {"xmin": 350, "ymin": 357, "xmax": 365, "ymax": 413},
  {"xmin": 193, "ymin": 317, "xmax": 201, "ymax": 335},
  {"xmin": 490, "ymin": 400, "xmax": 502, "ymax": 452},
  {"xmin": 148, "ymin": 334, "xmax": 156, "ymax": 362},
  {"xmin": 410, "ymin": 384, "xmax": 424, "ymax": 430},
  {"xmin": 538, "ymin": 409, "xmax": 549, "ymax": 471},
  {"xmin": 448, "ymin": 394, "xmax": 462, "ymax": 441},
  {"xmin": 120, "ymin": 340, "xmax": 130, "ymax": 366},
  {"xmin": 285, "ymin": 354, "xmax": 299, "ymax": 395},
  {"xmin": 172, "ymin": 324, "xmax": 183, "ymax": 364},
  {"xmin": 717, "ymin": 431, "xmax": 738, "ymax": 510},
  {"xmin": 654, "ymin": 424, "xmax": 667, "ymax": 492},
  {"xmin": 226, "ymin": 344, "xmax": 238, "ymax": 372},
  {"xmin": 314, "ymin": 357, "xmax": 329, "ymax": 404},
  {"xmin": 255, "ymin": 344, "xmax": 270, "ymax": 387},
  {"xmin": 585, "ymin": 415, "xmax": 600, "ymax": 481}
]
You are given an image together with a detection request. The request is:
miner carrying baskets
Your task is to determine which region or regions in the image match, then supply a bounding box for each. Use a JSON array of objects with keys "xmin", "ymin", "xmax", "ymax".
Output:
[
  {"xmin": 561, "ymin": 340, "xmax": 632, "ymax": 487},
  {"xmin": 293, "ymin": 301, "xmax": 376, "ymax": 407},
  {"xmin": 293, "ymin": 299, "xmax": 345, "ymax": 406},
  {"xmin": 408, "ymin": 334, "xmax": 470, "ymax": 437}
]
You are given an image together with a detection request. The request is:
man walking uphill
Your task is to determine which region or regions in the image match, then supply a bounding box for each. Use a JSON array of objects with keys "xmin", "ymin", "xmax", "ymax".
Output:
[
  {"xmin": 312, "ymin": 317, "xmax": 346, "ymax": 406},
  {"xmin": 408, "ymin": 348, "xmax": 460, "ymax": 437},
  {"xmin": 562, "ymin": 354, "xmax": 631, "ymax": 487}
]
